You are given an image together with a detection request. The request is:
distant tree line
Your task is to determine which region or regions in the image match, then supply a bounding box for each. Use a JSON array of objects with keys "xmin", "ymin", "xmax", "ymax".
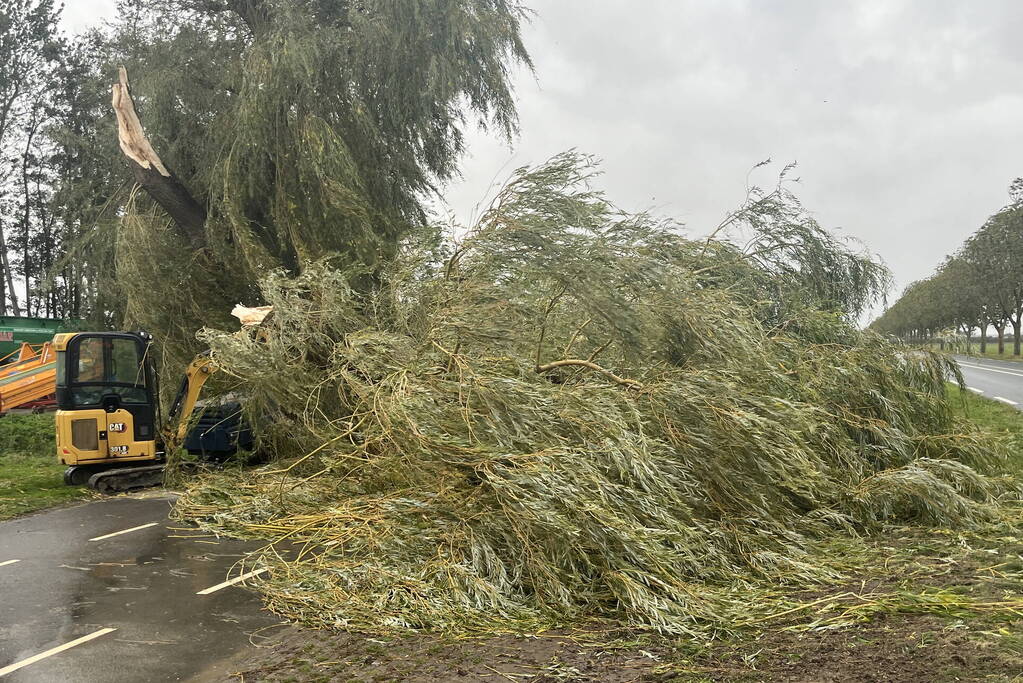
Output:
[
  {"xmin": 871, "ymin": 181, "xmax": 1023, "ymax": 355},
  {"xmin": 0, "ymin": 0, "xmax": 97, "ymax": 319}
]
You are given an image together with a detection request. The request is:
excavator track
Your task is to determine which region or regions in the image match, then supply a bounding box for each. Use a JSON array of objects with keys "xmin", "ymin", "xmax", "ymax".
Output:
[{"xmin": 87, "ymin": 465, "xmax": 165, "ymax": 494}]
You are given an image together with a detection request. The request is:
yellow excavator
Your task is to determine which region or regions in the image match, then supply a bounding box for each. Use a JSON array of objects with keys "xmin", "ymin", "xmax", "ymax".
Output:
[{"xmin": 53, "ymin": 331, "xmax": 231, "ymax": 492}]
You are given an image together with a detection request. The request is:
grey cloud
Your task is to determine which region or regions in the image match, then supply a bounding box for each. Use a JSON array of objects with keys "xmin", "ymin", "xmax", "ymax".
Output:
[{"xmin": 443, "ymin": 0, "xmax": 1023, "ymax": 318}]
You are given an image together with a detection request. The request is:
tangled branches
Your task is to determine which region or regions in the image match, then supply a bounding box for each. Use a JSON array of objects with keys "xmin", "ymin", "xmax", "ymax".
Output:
[{"xmin": 174, "ymin": 153, "xmax": 1016, "ymax": 635}]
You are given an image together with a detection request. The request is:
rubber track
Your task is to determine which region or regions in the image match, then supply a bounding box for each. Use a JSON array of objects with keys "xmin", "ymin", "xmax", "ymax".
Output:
[{"xmin": 88, "ymin": 465, "xmax": 165, "ymax": 493}]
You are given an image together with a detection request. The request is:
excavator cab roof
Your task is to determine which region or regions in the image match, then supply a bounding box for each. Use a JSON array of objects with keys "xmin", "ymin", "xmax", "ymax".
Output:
[{"xmin": 53, "ymin": 330, "xmax": 152, "ymax": 352}]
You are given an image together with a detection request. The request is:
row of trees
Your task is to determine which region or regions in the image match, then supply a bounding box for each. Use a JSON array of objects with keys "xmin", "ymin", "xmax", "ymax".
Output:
[
  {"xmin": 871, "ymin": 182, "xmax": 1023, "ymax": 355},
  {"xmin": 0, "ymin": 1, "xmax": 116, "ymax": 319}
]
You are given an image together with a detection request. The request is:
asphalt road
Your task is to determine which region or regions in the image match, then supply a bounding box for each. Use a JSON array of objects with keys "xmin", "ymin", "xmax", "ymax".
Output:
[
  {"xmin": 953, "ymin": 355, "xmax": 1023, "ymax": 410},
  {"xmin": 0, "ymin": 494, "xmax": 279, "ymax": 682}
]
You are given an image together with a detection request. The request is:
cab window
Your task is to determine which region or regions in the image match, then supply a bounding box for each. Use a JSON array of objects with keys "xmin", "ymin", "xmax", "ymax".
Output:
[
  {"xmin": 69, "ymin": 336, "xmax": 148, "ymax": 407},
  {"xmin": 110, "ymin": 338, "xmax": 146, "ymax": 385},
  {"xmin": 75, "ymin": 337, "xmax": 104, "ymax": 383},
  {"xmin": 55, "ymin": 351, "xmax": 66, "ymax": 387}
]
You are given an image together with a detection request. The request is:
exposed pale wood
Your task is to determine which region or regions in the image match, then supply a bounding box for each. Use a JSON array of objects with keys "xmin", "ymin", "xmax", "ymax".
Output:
[
  {"xmin": 112, "ymin": 67, "xmax": 170, "ymax": 177},
  {"xmin": 111, "ymin": 67, "xmax": 208, "ymax": 245}
]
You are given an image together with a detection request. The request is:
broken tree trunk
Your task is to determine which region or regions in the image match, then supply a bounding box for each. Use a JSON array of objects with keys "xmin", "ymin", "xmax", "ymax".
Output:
[{"xmin": 111, "ymin": 66, "xmax": 207, "ymax": 247}]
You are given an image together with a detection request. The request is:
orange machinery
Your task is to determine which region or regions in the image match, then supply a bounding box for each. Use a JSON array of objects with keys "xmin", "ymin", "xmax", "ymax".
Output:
[{"xmin": 0, "ymin": 342, "xmax": 57, "ymax": 413}]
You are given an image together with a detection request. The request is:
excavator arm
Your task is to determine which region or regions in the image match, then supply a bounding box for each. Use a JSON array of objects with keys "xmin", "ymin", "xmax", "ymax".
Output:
[{"xmin": 164, "ymin": 353, "xmax": 217, "ymax": 443}]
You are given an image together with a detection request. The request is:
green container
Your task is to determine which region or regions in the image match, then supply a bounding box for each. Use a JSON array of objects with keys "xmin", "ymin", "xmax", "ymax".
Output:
[{"xmin": 0, "ymin": 317, "xmax": 83, "ymax": 360}]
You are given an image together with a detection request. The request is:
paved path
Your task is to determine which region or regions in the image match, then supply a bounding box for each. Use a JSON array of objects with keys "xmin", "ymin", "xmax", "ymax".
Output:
[
  {"xmin": 0, "ymin": 494, "xmax": 278, "ymax": 681},
  {"xmin": 953, "ymin": 355, "xmax": 1023, "ymax": 410}
]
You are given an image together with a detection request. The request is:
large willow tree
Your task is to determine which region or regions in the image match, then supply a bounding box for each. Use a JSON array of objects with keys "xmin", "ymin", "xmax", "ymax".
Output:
[{"xmin": 100, "ymin": 0, "xmax": 531, "ymax": 353}]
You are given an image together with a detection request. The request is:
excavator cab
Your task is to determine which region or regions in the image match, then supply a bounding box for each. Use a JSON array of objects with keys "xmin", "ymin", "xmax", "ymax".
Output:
[{"xmin": 53, "ymin": 331, "xmax": 162, "ymax": 487}]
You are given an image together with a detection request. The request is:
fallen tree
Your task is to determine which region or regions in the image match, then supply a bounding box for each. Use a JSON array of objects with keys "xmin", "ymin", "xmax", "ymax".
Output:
[{"xmin": 172, "ymin": 154, "xmax": 1018, "ymax": 635}]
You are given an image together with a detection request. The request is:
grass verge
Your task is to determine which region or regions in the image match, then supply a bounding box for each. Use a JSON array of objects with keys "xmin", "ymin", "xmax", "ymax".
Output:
[
  {"xmin": 0, "ymin": 414, "xmax": 92, "ymax": 520},
  {"xmin": 965, "ymin": 347, "xmax": 1023, "ymax": 362},
  {"xmin": 947, "ymin": 383, "xmax": 1023, "ymax": 471},
  {"xmin": 929, "ymin": 343, "xmax": 1023, "ymax": 363}
]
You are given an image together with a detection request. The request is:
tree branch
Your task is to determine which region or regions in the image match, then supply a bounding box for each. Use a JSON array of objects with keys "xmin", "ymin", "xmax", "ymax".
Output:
[
  {"xmin": 536, "ymin": 359, "xmax": 644, "ymax": 390},
  {"xmin": 534, "ymin": 285, "xmax": 567, "ymax": 369}
]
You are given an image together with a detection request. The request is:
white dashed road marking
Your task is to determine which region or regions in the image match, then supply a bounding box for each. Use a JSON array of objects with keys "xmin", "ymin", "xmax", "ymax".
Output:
[
  {"xmin": 89, "ymin": 522, "xmax": 160, "ymax": 542},
  {"xmin": 0, "ymin": 628, "xmax": 117, "ymax": 677},
  {"xmin": 197, "ymin": 568, "xmax": 268, "ymax": 595},
  {"xmin": 993, "ymin": 396, "xmax": 1019, "ymax": 406},
  {"xmin": 0, "ymin": 559, "xmax": 20, "ymax": 568},
  {"xmin": 967, "ymin": 387, "xmax": 983, "ymax": 393}
]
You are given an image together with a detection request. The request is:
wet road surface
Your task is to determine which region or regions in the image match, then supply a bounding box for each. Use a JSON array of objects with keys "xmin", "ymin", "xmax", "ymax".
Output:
[
  {"xmin": 0, "ymin": 494, "xmax": 279, "ymax": 681},
  {"xmin": 953, "ymin": 355, "xmax": 1023, "ymax": 410}
]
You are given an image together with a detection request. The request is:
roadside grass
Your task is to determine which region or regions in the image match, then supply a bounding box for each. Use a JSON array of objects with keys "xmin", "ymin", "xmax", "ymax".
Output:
[
  {"xmin": 947, "ymin": 383, "xmax": 1023, "ymax": 471},
  {"xmin": 0, "ymin": 414, "xmax": 91, "ymax": 520},
  {"xmin": 927, "ymin": 342, "xmax": 1023, "ymax": 363},
  {"xmin": 964, "ymin": 347, "xmax": 1023, "ymax": 362}
]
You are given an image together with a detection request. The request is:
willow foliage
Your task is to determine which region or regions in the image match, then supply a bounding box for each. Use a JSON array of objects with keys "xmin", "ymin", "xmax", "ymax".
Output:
[
  {"xmin": 175, "ymin": 153, "xmax": 1016, "ymax": 635},
  {"xmin": 95, "ymin": 0, "xmax": 532, "ymax": 362}
]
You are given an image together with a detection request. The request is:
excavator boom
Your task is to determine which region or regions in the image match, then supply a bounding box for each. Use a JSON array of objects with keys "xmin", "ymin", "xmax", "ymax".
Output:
[{"xmin": 166, "ymin": 354, "xmax": 217, "ymax": 443}]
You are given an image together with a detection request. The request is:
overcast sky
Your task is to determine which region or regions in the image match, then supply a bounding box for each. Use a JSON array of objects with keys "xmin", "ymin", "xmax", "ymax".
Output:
[{"xmin": 62, "ymin": 0, "xmax": 1023, "ymax": 313}]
